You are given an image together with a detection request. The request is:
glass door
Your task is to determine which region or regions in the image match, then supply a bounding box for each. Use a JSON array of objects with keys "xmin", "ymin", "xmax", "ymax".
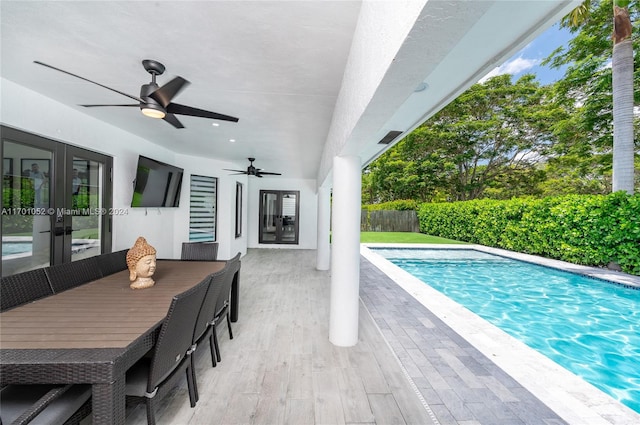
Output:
[
  {"xmin": 1, "ymin": 126, "xmax": 112, "ymax": 276},
  {"xmin": 2, "ymin": 139, "xmax": 55, "ymax": 276},
  {"xmin": 66, "ymin": 148, "xmax": 112, "ymax": 262},
  {"xmin": 259, "ymin": 190, "xmax": 299, "ymax": 244}
]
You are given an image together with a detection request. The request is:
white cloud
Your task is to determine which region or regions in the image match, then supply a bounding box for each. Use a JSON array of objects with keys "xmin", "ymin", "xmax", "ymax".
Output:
[{"xmin": 479, "ymin": 57, "xmax": 540, "ymax": 83}]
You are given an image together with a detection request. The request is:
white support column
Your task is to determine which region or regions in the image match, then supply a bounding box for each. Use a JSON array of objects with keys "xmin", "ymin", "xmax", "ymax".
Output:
[
  {"xmin": 316, "ymin": 185, "xmax": 331, "ymax": 270},
  {"xmin": 329, "ymin": 155, "xmax": 361, "ymax": 347}
]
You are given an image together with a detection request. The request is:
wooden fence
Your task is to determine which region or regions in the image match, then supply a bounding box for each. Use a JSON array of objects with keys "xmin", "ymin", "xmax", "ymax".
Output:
[{"xmin": 360, "ymin": 210, "xmax": 420, "ymax": 232}]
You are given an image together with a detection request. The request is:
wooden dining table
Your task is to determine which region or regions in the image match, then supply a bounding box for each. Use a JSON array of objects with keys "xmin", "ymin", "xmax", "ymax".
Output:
[{"xmin": 0, "ymin": 259, "xmax": 229, "ymax": 425}]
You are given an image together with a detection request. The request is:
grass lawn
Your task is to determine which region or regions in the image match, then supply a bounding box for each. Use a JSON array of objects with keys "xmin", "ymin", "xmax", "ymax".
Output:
[{"xmin": 360, "ymin": 232, "xmax": 467, "ymax": 244}]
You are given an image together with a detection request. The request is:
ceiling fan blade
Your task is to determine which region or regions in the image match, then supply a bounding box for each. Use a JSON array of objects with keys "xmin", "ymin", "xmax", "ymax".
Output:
[
  {"xmin": 166, "ymin": 103, "xmax": 239, "ymax": 122},
  {"xmin": 149, "ymin": 77, "xmax": 189, "ymax": 108},
  {"xmin": 34, "ymin": 61, "xmax": 142, "ymax": 103},
  {"xmin": 257, "ymin": 171, "xmax": 282, "ymax": 176},
  {"xmin": 223, "ymin": 169, "xmax": 248, "ymax": 173},
  {"xmin": 163, "ymin": 113, "xmax": 184, "ymax": 129},
  {"xmin": 80, "ymin": 104, "xmax": 139, "ymax": 107}
]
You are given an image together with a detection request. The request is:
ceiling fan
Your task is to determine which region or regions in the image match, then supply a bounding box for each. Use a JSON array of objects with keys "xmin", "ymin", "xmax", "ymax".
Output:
[
  {"xmin": 33, "ymin": 59, "xmax": 239, "ymax": 129},
  {"xmin": 225, "ymin": 158, "xmax": 282, "ymax": 178}
]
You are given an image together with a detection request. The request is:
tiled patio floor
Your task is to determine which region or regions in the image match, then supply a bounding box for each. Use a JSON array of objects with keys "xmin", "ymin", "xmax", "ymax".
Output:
[{"xmin": 117, "ymin": 248, "xmax": 639, "ymax": 424}]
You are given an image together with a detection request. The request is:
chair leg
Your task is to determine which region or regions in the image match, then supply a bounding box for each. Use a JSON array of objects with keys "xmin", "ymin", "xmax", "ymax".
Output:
[
  {"xmin": 146, "ymin": 399, "xmax": 157, "ymax": 425},
  {"xmin": 213, "ymin": 326, "xmax": 221, "ymax": 363},
  {"xmin": 186, "ymin": 362, "xmax": 198, "ymax": 407},
  {"xmin": 226, "ymin": 313, "xmax": 233, "ymax": 339},
  {"xmin": 188, "ymin": 356, "xmax": 199, "ymax": 404},
  {"xmin": 208, "ymin": 333, "xmax": 217, "ymax": 367}
]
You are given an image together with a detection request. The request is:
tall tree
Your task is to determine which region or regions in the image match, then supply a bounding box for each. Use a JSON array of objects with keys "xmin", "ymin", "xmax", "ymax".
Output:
[
  {"xmin": 611, "ymin": 0, "xmax": 635, "ymax": 193},
  {"xmin": 363, "ymin": 75, "xmax": 562, "ymax": 202},
  {"xmin": 550, "ymin": 0, "xmax": 637, "ymax": 193}
]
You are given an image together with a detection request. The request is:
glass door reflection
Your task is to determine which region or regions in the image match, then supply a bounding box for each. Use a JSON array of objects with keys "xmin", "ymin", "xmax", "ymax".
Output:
[
  {"xmin": 2, "ymin": 140, "xmax": 54, "ymax": 276},
  {"xmin": 259, "ymin": 190, "xmax": 299, "ymax": 244}
]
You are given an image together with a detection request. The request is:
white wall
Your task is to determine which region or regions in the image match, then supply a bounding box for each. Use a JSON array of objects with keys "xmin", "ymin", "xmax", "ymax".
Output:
[
  {"xmin": 2, "ymin": 78, "xmax": 318, "ymax": 257},
  {"xmin": 247, "ymin": 177, "xmax": 318, "ymax": 250}
]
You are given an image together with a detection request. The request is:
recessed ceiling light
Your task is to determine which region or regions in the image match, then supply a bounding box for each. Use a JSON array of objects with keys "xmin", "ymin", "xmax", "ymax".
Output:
[
  {"xmin": 211, "ymin": 122, "xmax": 220, "ymax": 127},
  {"xmin": 229, "ymin": 139, "xmax": 236, "ymax": 143}
]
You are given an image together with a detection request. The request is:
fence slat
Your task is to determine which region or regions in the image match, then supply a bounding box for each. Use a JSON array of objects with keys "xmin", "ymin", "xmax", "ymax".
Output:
[{"xmin": 360, "ymin": 210, "xmax": 420, "ymax": 232}]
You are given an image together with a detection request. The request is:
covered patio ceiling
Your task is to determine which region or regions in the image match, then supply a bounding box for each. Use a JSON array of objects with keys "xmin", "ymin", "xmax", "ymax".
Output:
[{"xmin": 0, "ymin": 1, "xmax": 579, "ymax": 184}]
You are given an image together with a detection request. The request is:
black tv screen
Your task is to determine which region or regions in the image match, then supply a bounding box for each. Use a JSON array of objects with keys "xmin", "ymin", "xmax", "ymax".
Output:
[{"xmin": 131, "ymin": 155, "xmax": 184, "ymax": 207}]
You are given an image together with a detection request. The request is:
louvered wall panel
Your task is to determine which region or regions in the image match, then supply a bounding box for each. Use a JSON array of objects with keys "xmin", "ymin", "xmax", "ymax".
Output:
[{"xmin": 189, "ymin": 175, "xmax": 217, "ymax": 242}]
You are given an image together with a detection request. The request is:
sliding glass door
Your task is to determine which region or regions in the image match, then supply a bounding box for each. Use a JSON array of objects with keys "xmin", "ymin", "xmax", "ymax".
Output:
[{"xmin": 1, "ymin": 126, "xmax": 112, "ymax": 276}]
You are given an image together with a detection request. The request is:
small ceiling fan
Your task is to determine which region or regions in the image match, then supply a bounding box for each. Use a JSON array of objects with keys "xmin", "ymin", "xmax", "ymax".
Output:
[
  {"xmin": 225, "ymin": 158, "xmax": 282, "ymax": 178},
  {"xmin": 34, "ymin": 59, "xmax": 239, "ymax": 129}
]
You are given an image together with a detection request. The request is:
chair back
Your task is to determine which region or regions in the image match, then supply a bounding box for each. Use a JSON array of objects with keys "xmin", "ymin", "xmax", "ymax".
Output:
[
  {"xmin": 44, "ymin": 256, "xmax": 103, "ymax": 294},
  {"xmin": 214, "ymin": 252, "xmax": 241, "ymax": 317},
  {"xmin": 0, "ymin": 268, "xmax": 53, "ymax": 312},
  {"xmin": 97, "ymin": 249, "xmax": 128, "ymax": 276},
  {"xmin": 181, "ymin": 242, "xmax": 218, "ymax": 261},
  {"xmin": 147, "ymin": 278, "xmax": 208, "ymax": 392},
  {"xmin": 193, "ymin": 266, "xmax": 228, "ymax": 344}
]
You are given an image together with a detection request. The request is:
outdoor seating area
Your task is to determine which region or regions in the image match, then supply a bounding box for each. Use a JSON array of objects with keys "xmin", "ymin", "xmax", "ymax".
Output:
[{"xmin": 0, "ymin": 250, "xmax": 241, "ymax": 424}]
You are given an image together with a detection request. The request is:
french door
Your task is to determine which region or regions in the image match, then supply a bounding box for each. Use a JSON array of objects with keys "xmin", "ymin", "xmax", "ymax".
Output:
[
  {"xmin": 1, "ymin": 126, "xmax": 112, "ymax": 276},
  {"xmin": 259, "ymin": 190, "xmax": 299, "ymax": 244}
]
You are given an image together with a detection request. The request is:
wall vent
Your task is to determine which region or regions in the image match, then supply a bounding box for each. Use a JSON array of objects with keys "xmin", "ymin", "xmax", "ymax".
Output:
[{"xmin": 378, "ymin": 130, "xmax": 403, "ymax": 145}]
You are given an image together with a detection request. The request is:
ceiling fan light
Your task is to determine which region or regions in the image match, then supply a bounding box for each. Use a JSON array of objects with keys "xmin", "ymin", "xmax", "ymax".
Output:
[{"xmin": 141, "ymin": 102, "xmax": 166, "ymax": 119}]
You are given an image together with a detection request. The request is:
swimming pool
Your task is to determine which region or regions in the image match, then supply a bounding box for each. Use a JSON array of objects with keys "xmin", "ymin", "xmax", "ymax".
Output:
[
  {"xmin": 1, "ymin": 241, "xmax": 32, "ymax": 256},
  {"xmin": 372, "ymin": 247, "xmax": 640, "ymax": 415}
]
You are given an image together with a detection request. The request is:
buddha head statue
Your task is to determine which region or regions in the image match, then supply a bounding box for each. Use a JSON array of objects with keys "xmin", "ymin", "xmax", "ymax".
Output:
[{"xmin": 126, "ymin": 237, "xmax": 157, "ymax": 289}]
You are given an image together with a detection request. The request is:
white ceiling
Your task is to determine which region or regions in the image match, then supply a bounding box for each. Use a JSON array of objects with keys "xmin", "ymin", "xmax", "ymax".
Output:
[{"xmin": 1, "ymin": 1, "xmax": 578, "ymax": 182}]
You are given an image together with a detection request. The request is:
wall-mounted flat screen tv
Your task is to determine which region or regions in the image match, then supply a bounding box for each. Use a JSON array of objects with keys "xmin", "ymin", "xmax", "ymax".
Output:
[{"xmin": 131, "ymin": 155, "xmax": 184, "ymax": 207}]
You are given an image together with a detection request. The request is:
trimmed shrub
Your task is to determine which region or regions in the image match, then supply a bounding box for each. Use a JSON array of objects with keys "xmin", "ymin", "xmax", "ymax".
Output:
[{"xmin": 417, "ymin": 192, "xmax": 640, "ymax": 275}]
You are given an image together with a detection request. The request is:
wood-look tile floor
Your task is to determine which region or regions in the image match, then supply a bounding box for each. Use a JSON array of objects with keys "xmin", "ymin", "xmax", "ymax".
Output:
[
  {"xmin": 116, "ymin": 248, "xmax": 565, "ymax": 425},
  {"xmin": 123, "ymin": 249, "xmax": 435, "ymax": 425}
]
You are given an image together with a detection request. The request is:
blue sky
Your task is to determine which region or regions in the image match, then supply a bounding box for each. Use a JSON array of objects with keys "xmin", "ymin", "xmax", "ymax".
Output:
[{"xmin": 481, "ymin": 24, "xmax": 574, "ymax": 85}]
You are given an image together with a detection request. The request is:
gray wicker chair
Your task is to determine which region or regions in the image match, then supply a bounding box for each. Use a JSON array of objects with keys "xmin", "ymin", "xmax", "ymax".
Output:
[
  {"xmin": 0, "ymin": 383, "xmax": 91, "ymax": 425},
  {"xmin": 0, "ymin": 268, "xmax": 53, "ymax": 312},
  {"xmin": 125, "ymin": 278, "xmax": 209, "ymax": 424},
  {"xmin": 189, "ymin": 266, "xmax": 229, "ymax": 403},
  {"xmin": 211, "ymin": 252, "xmax": 241, "ymax": 363},
  {"xmin": 180, "ymin": 242, "xmax": 218, "ymax": 261},
  {"xmin": 97, "ymin": 249, "xmax": 128, "ymax": 276},
  {"xmin": 44, "ymin": 256, "xmax": 103, "ymax": 294}
]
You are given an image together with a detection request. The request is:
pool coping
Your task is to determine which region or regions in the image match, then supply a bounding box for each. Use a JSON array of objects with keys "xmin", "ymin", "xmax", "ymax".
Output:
[{"xmin": 361, "ymin": 243, "xmax": 640, "ymax": 425}]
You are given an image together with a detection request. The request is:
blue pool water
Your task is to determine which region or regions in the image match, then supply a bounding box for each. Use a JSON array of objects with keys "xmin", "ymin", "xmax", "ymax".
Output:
[
  {"xmin": 2, "ymin": 242, "xmax": 32, "ymax": 256},
  {"xmin": 374, "ymin": 248, "xmax": 640, "ymax": 414}
]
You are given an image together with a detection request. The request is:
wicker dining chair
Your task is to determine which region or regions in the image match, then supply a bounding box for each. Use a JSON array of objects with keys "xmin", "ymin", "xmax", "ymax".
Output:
[
  {"xmin": 0, "ymin": 383, "xmax": 92, "ymax": 425},
  {"xmin": 0, "ymin": 268, "xmax": 53, "ymax": 312},
  {"xmin": 44, "ymin": 256, "xmax": 103, "ymax": 294},
  {"xmin": 96, "ymin": 249, "xmax": 128, "ymax": 276},
  {"xmin": 180, "ymin": 242, "xmax": 218, "ymax": 261},
  {"xmin": 211, "ymin": 252, "xmax": 241, "ymax": 364},
  {"xmin": 125, "ymin": 278, "xmax": 209, "ymax": 424},
  {"xmin": 189, "ymin": 265, "xmax": 228, "ymax": 403}
]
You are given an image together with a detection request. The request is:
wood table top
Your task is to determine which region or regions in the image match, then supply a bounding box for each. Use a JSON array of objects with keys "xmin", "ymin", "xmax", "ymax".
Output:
[{"xmin": 0, "ymin": 260, "xmax": 225, "ymax": 350}]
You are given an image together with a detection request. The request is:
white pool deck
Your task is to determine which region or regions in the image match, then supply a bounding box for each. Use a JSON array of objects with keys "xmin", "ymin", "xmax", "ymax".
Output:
[{"xmin": 361, "ymin": 243, "xmax": 640, "ymax": 425}]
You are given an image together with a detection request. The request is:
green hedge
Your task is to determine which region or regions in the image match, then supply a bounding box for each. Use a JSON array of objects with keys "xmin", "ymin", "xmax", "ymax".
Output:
[
  {"xmin": 362, "ymin": 200, "xmax": 418, "ymax": 211},
  {"xmin": 417, "ymin": 192, "xmax": 640, "ymax": 275}
]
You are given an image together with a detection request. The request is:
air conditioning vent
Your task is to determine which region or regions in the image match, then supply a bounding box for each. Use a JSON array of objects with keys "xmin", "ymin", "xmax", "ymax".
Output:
[{"xmin": 378, "ymin": 130, "xmax": 403, "ymax": 145}]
